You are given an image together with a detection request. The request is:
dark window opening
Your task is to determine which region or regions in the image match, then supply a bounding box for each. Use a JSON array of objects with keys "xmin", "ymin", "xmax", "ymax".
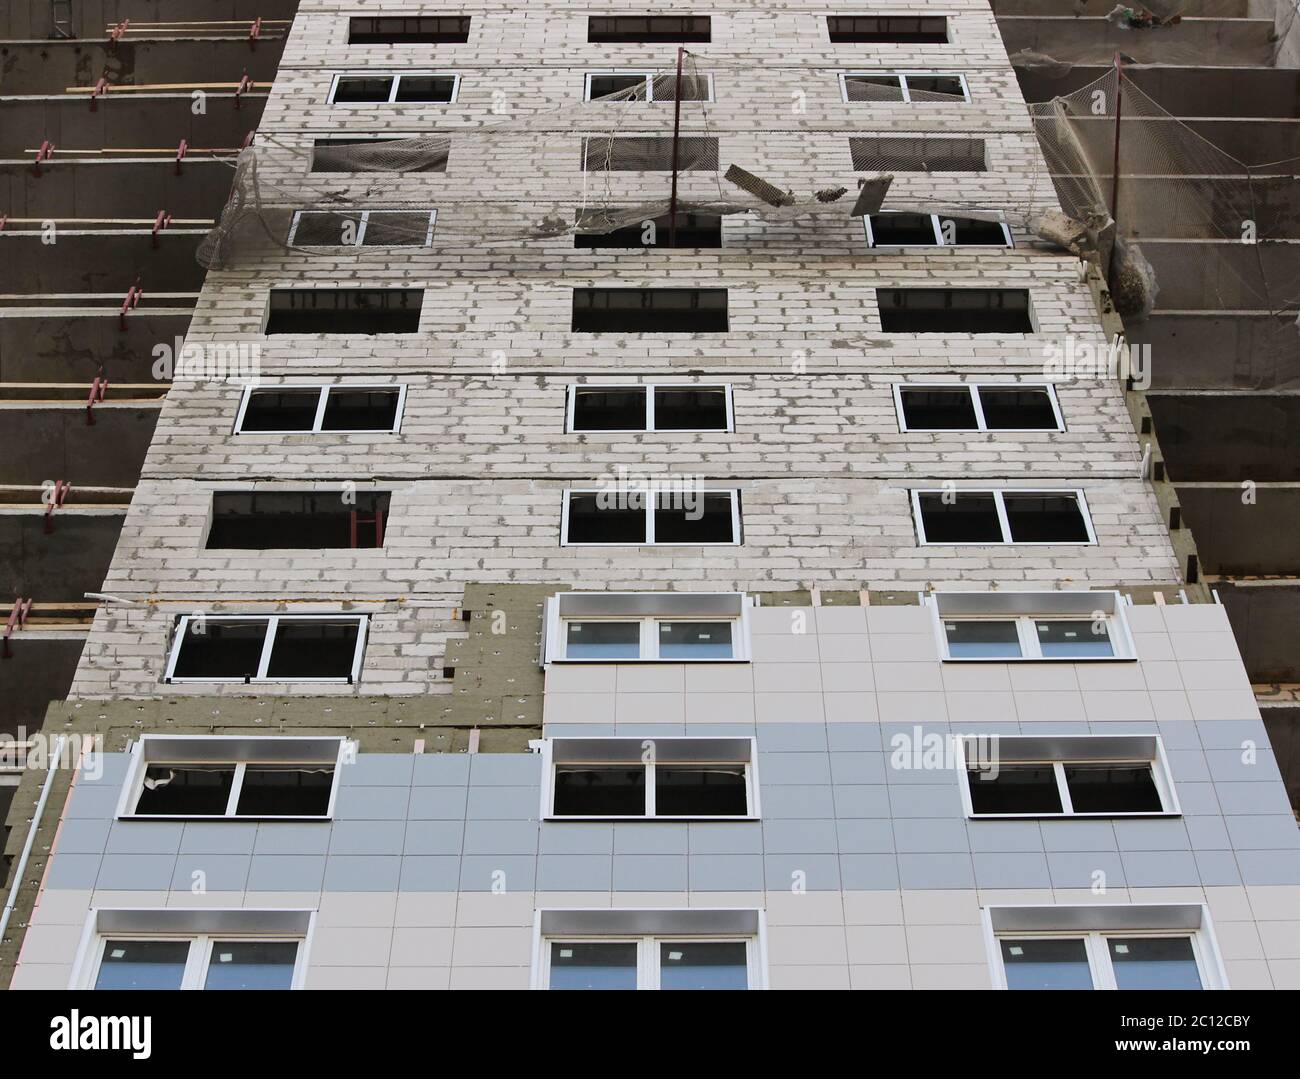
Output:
[
  {"xmin": 290, "ymin": 211, "xmax": 433, "ymax": 247},
  {"xmin": 239, "ymin": 389, "xmax": 320, "ymax": 432},
  {"xmin": 393, "ymin": 75, "xmax": 457, "ymax": 102},
  {"xmin": 655, "ymin": 765, "xmax": 747, "ymax": 815},
  {"xmin": 588, "ymin": 16, "xmax": 711, "ymax": 42},
  {"xmin": 96, "ymin": 941, "xmax": 191, "ymax": 990},
  {"xmin": 554, "ymin": 766, "xmax": 646, "ymax": 815},
  {"xmin": 942, "ymin": 215, "xmax": 1011, "ymax": 246},
  {"xmin": 206, "ymin": 492, "xmax": 391, "ymax": 550},
  {"xmin": 906, "ymin": 75, "xmax": 966, "ymax": 98},
  {"xmin": 1003, "ymin": 493, "xmax": 1090, "ymax": 543},
  {"xmin": 235, "ymin": 764, "xmax": 335, "ymax": 816},
  {"xmin": 348, "ymin": 16, "xmax": 470, "ymax": 44},
  {"xmin": 917, "ymin": 493, "xmax": 1003, "ymax": 543},
  {"xmin": 944, "ymin": 620, "xmax": 1022, "ymax": 659},
  {"xmin": 588, "ymin": 74, "xmax": 646, "ymax": 98},
  {"xmin": 574, "ymin": 212, "xmax": 722, "ymax": 249},
  {"xmin": 265, "ymin": 289, "xmax": 423, "ymax": 334},
  {"xmin": 135, "ymin": 764, "xmax": 236, "ymax": 816},
  {"xmin": 653, "ymin": 492, "xmax": 737, "ymax": 544},
  {"xmin": 290, "ymin": 211, "xmax": 365, "ymax": 245},
  {"xmin": 264, "ymin": 620, "xmax": 362, "ymax": 679},
  {"xmin": 331, "ymin": 77, "xmax": 392, "ymax": 103},
  {"xmin": 310, "ymin": 139, "xmax": 447, "ymax": 174},
  {"xmin": 1001, "ymin": 938, "xmax": 1093, "ymax": 990},
  {"xmin": 878, "ymin": 289, "xmax": 1033, "ymax": 333},
  {"xmin": 829, "ymin": 15, "xmax": 948, "ymax": 43},
  {"xmin": 572, "ymin": 288, "xmax": 728, "ymax": 332},
  {"xmin": 868, "ymin": 213, "xmax": 939, "ymax": 246},
  {"xmin": 572, "ymin": 388, "xmax": 646, "ymax": 431},
  {"xmin": 1064, "ymin": 764, "xmax": 1163, "ymax": 813},
  {"xmin": 582, "ymin": 136, "xmax": 718, "ymax": 172},
  {"xmin": 565, "ymin": 493, "xmax": 649, "ymax": 544},
  {"xmin": 843, "ymin": 74, "xmax": 905, "ymax": 101},
  {"xmin": 322, "ymin": 388, "xmax": 401, "ymax": 430},
  {"xmin": 899, "ymin": 388, "xmax": 978, "ymax": 429},
  {"xmin": 968, "ymin": 764, "xmax": 1063, "ymax": 815},
  {"xmin": 171, "ymin": 621, "xmax": 267, "ymax": 680},
  {"xmin": 850, "ymin": 136, "xmax": 985, "ymax": 172},
  {"xmin": 978, "ymin": 387, "xmax": 1059, "ymax": 430},
  {"xmin": 654, "ymin": 387, "xmax": 728, "ymax": 429},
  {"xmin": 565, "ymin": 621, "xmax": 642, "ymax": 659}
]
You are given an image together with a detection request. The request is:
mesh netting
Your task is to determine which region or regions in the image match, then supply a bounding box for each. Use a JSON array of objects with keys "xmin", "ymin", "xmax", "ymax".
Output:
[{"xmin": 1027, "ymin": 65, "xmax": 1300, "ymax": 384}]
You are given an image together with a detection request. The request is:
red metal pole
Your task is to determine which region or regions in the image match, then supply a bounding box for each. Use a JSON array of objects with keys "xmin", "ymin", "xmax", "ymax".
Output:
[{"xmin": 667, "ymin": 46, "xmax": 685, "ymax": 247}]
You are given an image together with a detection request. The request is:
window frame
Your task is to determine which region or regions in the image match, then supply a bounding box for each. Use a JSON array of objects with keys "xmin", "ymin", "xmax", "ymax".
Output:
[
  {"xmin": 582, "ymin": 71, "xmax": 715, "ymax": 103},
  {"xmin": 938, "ymin": 613, "xmax": 1131, "ymax": 662},
  {"xmin": 233, "ymin": 384, "xmax": 406, "ymax": 434},
  {"xmin": 560, "ymin": 487, "xmax": 742, "ymax": 547},
  {"xmin": 865, "ymin": 211, "xmax": 1012, "ymax": 249},
  {"xmin": 287, "ymin": 210, "xmax": 436, "ymax": 248},
  {"xmin": 87, "ymin": 934, "xmax": 307, "ymax": 991},
  {"xmin": 540, "ymin": 737, "xmax": 759, "ymax": 821},
  {"xmin": 327, "ymin": 71, "xmax": 461, "ymax": 105},
  {"xmin": 346, "ymin": 15, "xmax": 471, "ymax": 45},
  {"xmin": 958, "ymin": 735, "xmax": 1179, "ymax": 819},
  {"xmin": 565, "ymin": 383, "xmax": 734, "ymax": 433},
  {"xmin": 839, "ymin": 71, "xmax": 970, "ymax": 104},
  {"xmin": 893, "ymin": 382, "xmax": 1063, "ymax": 433},
  {"xmin": 543, "ymin": 592, "xmax": 752, "ymax": 665},
  {"xmin": 910, "ymin": 488, "xmax": 1097, "ymax": 546},
  {"xmin": 117, "ymin": 734, "xmax": 348, "ymax": 821},
  {"xmin": 538, "ymin": 934, "xmax": 759, "ymax": 990},
  {"xmin": 162, "ymin": 614, "xmax": 370, "ymax": 684}
]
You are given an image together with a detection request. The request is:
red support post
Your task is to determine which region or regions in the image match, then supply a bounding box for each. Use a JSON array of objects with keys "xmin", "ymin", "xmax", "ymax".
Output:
[
  {"xmin": 86, "ymin": 374, "xmax": 108, "ymax": 425},
  {"xmin": 249, "ymin": 17, "xmax": 263, "ymax": 49},
  {"xmin": 119, "ymin": 277, "xmax": 143, "ymax": 330},
  {"xmin": 151, "ymin": 210, "xmax": 172, "ymax": 248},
  {"xmin": 90, "ymin": 75, "xmax": 110, "ymax": 111},
  {"xmin": 33, "ymin": 140, "xmax": 55, "ymax": 177},
  {"xmin": 2, "ymin": 598, "xmax": 33, "ymax": 659},
  {"xmin": 175, "ymin": 138, "xmax": 189, "ymax": 175},
  {"xmin": 0, "ymin": 215, "xmax": 7, "ymax": 233},
  {"xmin": 43, "ymin": 482, "xmax": 70, "ymax": 536},
  {"xmin": 109, "ymin": 19, "xmax": 130, "ymax": 44},
  {"xmin": 234, "ymin": 70, "xmax": 255, "ymax": 110},
  {"xmin": 240, "ymin": 130, "xmax": 256, "ymax": 151}
]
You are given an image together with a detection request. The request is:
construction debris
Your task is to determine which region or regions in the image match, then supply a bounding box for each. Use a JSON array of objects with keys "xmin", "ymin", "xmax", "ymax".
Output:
[{"xmin": 723, "ymin": 164, "xmax": 796, "ymax": 207}]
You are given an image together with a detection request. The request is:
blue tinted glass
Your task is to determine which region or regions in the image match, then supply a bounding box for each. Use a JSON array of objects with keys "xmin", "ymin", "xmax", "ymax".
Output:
[
  {"xmin": 549, "ymin": 942, "xmax": 638, "ymax": 989},
  {"xmin": 658, "ymin": 622, "xmax": 733, "ymax": 658},
  {"xmin": 1001, "ymin": 938, "xmax": 1093, "ymax": 989},
  {"xmin": 659, "ymin": 942, "xmax": 748, "ymax": 989},
  {"xmin": 1109, "ymin": 937, "xmax": 1202, "ymax": 990},
  {"xmin": 95, "ymin": 940, "xmax": 189, "ymax": 990},
  {"xmin": 945, "ymin": 621, "xmax": 1021, "ymax": 658},
  {"xmin": 1037, "ymin": 620, "xmax": 1114, "ymax": 658},
  {"xmin": 565, "ymin": 622, "xmax": 640, "ymax": 658},
  {"xmin": 203, "ymin": 941, "xmax": 298, "ymax": 990}
]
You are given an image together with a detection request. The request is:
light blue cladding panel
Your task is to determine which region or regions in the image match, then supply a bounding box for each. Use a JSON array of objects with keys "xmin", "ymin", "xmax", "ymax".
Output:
[{"xmin": 33, "ymin": 730, "xmax": 1300, "ymax": 896}]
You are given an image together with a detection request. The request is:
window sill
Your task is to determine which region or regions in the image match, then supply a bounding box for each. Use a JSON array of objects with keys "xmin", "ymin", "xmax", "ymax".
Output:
[
  {"xmin": 120, "ymin": 814, "xmax": 333, "ymax": 823},
  {"xmin": 968, "ymin": 811, "xmax": 1180, "ymax": 821},
  {"xmin": 545, "ymin": 815, "xmax": 758, "ymax": 822},
  {"xmin": 942, "ymin": 656, "xmax": 1136, "ymax": 663},
  {"xmin": 549, "ymin": 657, "xmax": 749, "ymax": 665}
]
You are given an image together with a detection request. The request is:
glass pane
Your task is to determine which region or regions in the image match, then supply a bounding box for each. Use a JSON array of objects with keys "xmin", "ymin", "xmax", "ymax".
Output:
[
  {"xmin": 941, "ymin": 216, "xmax": 1010, "ymax": 246},
  {"xmin": 1001, "ymin": 938, "xmax": 1093, "ymax": 990},
  {"xmin": 549, "ymin": 942, "xmax": 638, "ymax": 989},
  {"xmin": 1003, "ymin": 494, "xmax": 1091, "ymax": 543},
  {"xmin": 565, "ymin": 493, "xmax": 648, "ymax": 543},
  {"xmin": 172, "ymin": 620, "xmax": 267, "ymax": 680},
  {"xmin": 291, "ymin": 212, "xmax": 364, "ymax": 246},
  {"xmin": 900, "ymin": 388, "xmax": 977, "ymax": 429},
  {"xmin": 204, "ymin": 941, "xmax": 299, "ymax": 990},
  {"xmin": 235, "ymin": 765, "xmax": 335, "ymax": 817},
  {"xmin": 571, "ymin": 388, "xmax": 647, "ymax": 431},
  {"xmin": 652, "ymin": 387, "xmax": 728, "ymax": 430},
  {"xmin": 1109, "ymin": 937, "xmax": 1202, "ymax": 990},
  {"xmin": 1036, "ymin": 620, "xmax": 1114, "ymax": 658},
  {"xmin": 360, "ymin": 212, "xmax": 433, "ymax": 246},
  {"xmin": 653, "ymin": 492, "xmax": 736, "ymax": 544},
  {"xmin": 977, "ymin": 387, "xmax": 1059, "ymax": 429},
  {"xmin": 588, "ymin": 74, "xmax": 647, "ymax": 99},
  {"xmin": 658, "ymin": 621, "xmax": 733, "ymax": 659},
  {"xmin": 1065, "ymin": 763, "xmax": 1164, "ymax": 814},
  {"xmin": 95, "ymin": 940, "xmax": 190, "ymax": 990},
  {"xmin": 135, "ymin": 764, "xmax": 235, "ymax": 816},
  {"xmin": 870, "ymin": 213, "xmax": 938, "ymax": 246},
  {"xmin": 553, "ymin": 765, "xmax": 646, "ymax": 816},
  {"xmin": 565, "ymin": 621, "xmax": 641, "ymax": 659},
  {"xmin": 264, "ymin": 620, "xmax": 360, "ymax": 679},
  {"xmin": 656, "ymin": 765, "xmax": 748, "ymax": 816},
  {"xmin": 944, "ymin": 620, "xmax": 1021, "ymax": 658},
  {"xmin": 918, "ymin": 492, "xmax": 1003, "ymax": 543},
  {"xmin": 392, "ymin": 76, "xmax": 456, "ymax": 103},
  {"xmin": 320, "ymin": 389, "xmax": 401, "ymax": 431},
  {"xmin": 332, "ymin": 77, "xmax": 393, "ymax": 103},
  {"xmin": 968, "ymin": 763, "xmax": 1063, "ymax": 815},
  {"xmin": 659, "ymin": 941, "xmax": 749, "ymax": 989},
  {"xmin": 240, "ymin": 389, "xmax": 320, "ymax": 431}
]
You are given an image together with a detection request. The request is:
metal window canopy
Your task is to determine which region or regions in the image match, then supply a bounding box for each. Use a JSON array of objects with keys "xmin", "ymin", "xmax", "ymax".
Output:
[
  {"xmin": 963, "ymin": 733, "xmax": 1157, "ymax": 765},
  {"xmin": 134, "ymin": 734, "xmax": 344, "ymax": 766},
  {"xmin": 550, "ymin": 736, "xmax": 753, "ymax": 765},
  {"xmin": 94, "ymin": 907, "xmax": 313, "ymax": 937},
  {"xmin": 988, "ymin": 904, "xmax": 1203, "ymax": 935},
  {"xmin": 934, "ymin": 590, "xmax": 1121, "ymax": 618},
  {"xmin": 540, "ymin": 908, "xmax": 760, "ymax": 937},
  {"xmin": 543, "ymin": 591, "xmax": 751, "ymax": 664}
]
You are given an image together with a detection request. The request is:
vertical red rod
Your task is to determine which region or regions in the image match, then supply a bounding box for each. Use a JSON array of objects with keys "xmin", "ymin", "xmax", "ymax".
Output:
[{"xmin": 667, "ymin": 46, "xmax": 685, "ymax": 247}]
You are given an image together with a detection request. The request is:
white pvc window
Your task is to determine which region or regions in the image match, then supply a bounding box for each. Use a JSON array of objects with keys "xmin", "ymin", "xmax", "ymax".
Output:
[
  {"xmin": 894, "ymin": 383, "xmax": 1063, "ymax": 432},
  {"xmin": 561, "ymin": 488, "xmax": 742, "ymax": 546},
  {"xmin": 959, "ymin": 738, "xmax": 1178, "ymax": 819},
  {"xmin": 287, "ymin": 210, "xmax": 436, "ymax": 247},
  {"xmin": 561, "ymin": 618, "xmax": 742, "ymax": 661},
  {"xmin": 840, "ymin": 71, "xmax": 970, "ymax": 103},
  {"xmin": 865, "ymin": 211, "xmax": 1012, "ymax": 248},
  {"xmin": 565, "ymin": 384, "xmax": 734, "ymax": 433},
  {"xmin": 328, "ymin": 71, "xmax": 461, "ymax": 104},
  {"xmin": 542, "ymin": 936, "xmax": 756, "ymax": 990},
  {"xmin": 911, "ymin": 489, "xmax": 1096, "ymax": 546},
  {"xmin": 90, "ymin": 936, "xmax": 305, "ymax": 990},
  {"xmin": 941, "ymin": 615, "xmax": 1127, "ymax": 661},
  {"xmin": 234, "ymin": 384, "xmax": 406, "ymax": 434},
  {"xmin": 995, "ymin": 932, "xmax": 1214, "ymax": 991},
  {"xmin": 583, "ymin": 71, "xmax": 715, "ymax": 102},
  {"xmin": 163, "ymin": 614, "xmax": 369, "ymax": 684}
]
